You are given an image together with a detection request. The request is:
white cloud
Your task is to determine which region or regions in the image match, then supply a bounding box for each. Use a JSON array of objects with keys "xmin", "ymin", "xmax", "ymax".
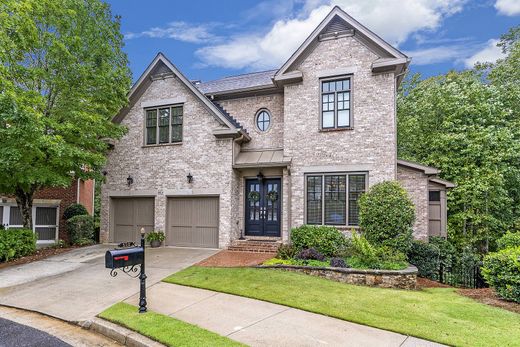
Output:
[
  {"xmin": 125, "ymin": 22, "xmax": 218, "ymax": 43},
  {"xmin": 196, "ymin": 0, "xmax": 467, "ymax": 70},
  {"xmin": 495, "ymin": 0, "xmax": 520, "ymax": 16},
  {"xmin": 405, "ymin": 44, "xmax": 475, "ymax": 65},
  {"xmin": 464, "ymin": 39, "xmax": 507, "ymax": 67}
]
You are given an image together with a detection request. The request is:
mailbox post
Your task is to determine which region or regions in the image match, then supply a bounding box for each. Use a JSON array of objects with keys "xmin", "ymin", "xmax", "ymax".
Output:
[
  {"xmin": 138, "ymin": 228, "xmax": 147, "ymax": 313},
  {"xmin": 105, "ymin": 228, "xmax": 147, "ymax": 313}
]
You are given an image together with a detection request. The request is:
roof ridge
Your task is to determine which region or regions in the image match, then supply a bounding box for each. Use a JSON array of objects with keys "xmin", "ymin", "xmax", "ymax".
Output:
[{"xmin": 200, "ymin": 69, "xmax": 277, "ymax": 84}]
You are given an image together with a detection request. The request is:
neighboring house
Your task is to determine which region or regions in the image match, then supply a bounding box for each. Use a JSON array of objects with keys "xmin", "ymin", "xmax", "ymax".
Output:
[
  {"xmin": 0, "ymin": 179, "xmax": 94, "ymax": 245},
  {"xmin": 100, "ymin": 6, "xmax": 453, "ymax": 248}
]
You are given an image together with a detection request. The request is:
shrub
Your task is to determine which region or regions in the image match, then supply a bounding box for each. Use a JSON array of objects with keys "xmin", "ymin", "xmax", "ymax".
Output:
[
  {"xmin": 429, "ymin": 236, "xmax": 457, "ymax": 269},
  {"xmin": 359, "ymin": 181, "xmax": 415, "ymax": 253},
  {"xmin": 63, "ymin": 203, "xmax": 88, "ymax": 220},
  {"xmin": 482, "ymin": 246, "xmax": 520, "ymax": 303},
  {"xmin": 276, "ymin": 244, "xmax": 297, "ymax": 260},
  {"xmin": 291, "ymin": 225, "xmax": 347, "ymax": 256},
  {"xmin": 296, "ymin": 247, "xmax": 325, "ymax": 261},
  {"xmin": 0, "ymin": 229, "xmax": 36, "ymax": 262},
  {"xmin": 262, "ymin": 258, "xmax": 329, "ymax": 267},
  {"xmin": 330, "ymin": 257, "xmax": 347, "ymax": 268},
  {"xmin": 496, "ymin": 232, "xmax": 520, "ymax": 250},
  {"xmin": 408, "ymin": 240, "xmax": 440, "ymax": 278},
  {"xmin": 146, "ymin": 231, "xmax": 165, "ymax": 242},
  {"xmin": 348, "ymin": 231, "xmax": 408, "ymax": 270},
  {"xmin": 67, "ymin": 215, "xmax": 95, "ymax": 245}
]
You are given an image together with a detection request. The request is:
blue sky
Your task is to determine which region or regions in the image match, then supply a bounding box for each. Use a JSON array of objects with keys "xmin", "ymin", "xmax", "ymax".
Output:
[{"xmin": 106, "ymin": 0, "xmax": 520, "ymax": 83}]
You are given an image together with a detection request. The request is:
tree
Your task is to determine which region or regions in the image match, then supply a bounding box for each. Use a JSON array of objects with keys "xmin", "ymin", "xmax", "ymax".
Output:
[
  {"xmin": 397, "ymin": 27, "xmax": 520, "ymax": 251},
  {"xmin": 0, "ymin": 0, "xmax": 131, "ymax": 228}
]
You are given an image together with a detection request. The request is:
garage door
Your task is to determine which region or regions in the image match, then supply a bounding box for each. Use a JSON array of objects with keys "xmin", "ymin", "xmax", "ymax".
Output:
[
  {"xmin": 167, "ymin": 197, "xmax": 219, "ymax": 248},
  {"xmin": 112, "ymin": 198, "xmax": 154, "ymax": 243}
]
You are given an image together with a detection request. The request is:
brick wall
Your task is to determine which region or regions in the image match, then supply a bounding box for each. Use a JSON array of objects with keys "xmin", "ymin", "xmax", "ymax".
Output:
[
  {"xmin": 283, "ymin": 35, "xmax": 397, "ymax": 228},
  {"xmin": 100, "ymin": 76, "xmax": 237, "ymax": 247},
  {"xmin": 396, "ymin": 165, "xmax": 429, "ymax": 240},
  {"xmin": 78, "ymin": 179, "xmax": 94, "ymax": 215}
]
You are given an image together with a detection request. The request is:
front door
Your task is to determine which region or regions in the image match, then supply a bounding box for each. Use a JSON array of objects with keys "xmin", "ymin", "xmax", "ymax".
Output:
[{"xmin": 245, "ymin": 178, "xmax": 281, "ymax": 237}]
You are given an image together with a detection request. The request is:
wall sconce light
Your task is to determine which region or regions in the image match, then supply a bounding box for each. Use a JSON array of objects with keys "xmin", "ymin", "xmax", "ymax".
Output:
[
  {"xmin": 257, "ymin": 171, "xmax": 264, "ymax": 183},
  {"xmin": 127, "ymin": 175, "xmax": 134, "ymax": 186},
  {"xmin": 187, "ymin": 173, "xmax": 193, "ymax": 184}
]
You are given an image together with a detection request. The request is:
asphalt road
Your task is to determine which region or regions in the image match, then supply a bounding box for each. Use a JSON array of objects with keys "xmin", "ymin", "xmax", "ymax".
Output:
[{"xmin": 0, "ymin": 317, "xmax": 71, "ymax": 347}]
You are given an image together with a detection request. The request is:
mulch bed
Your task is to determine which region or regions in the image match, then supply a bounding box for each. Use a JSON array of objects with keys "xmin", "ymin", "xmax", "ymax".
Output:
[
  {"xmin": 197, "ymin": 250, "xmax": 275, "ymax": 267},
  {"xmin": 417, "ymin": 277, "xmax": 520, "ymax": 314},
  {"xmin": 0, "ymin": 246, "xmax": 77, "ymax": 270},
  {"xmin": 458, "ymin": 287, "xmax": 520, "ymax": 314}
]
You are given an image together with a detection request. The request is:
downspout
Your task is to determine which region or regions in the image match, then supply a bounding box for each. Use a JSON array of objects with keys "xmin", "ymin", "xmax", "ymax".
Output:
[{"xmin": 232, "ymin": 133, "xmax": 245, "ymax": 240}]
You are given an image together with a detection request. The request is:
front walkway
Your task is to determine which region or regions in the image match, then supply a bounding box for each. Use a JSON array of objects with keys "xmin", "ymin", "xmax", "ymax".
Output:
[
  {"xmin": 0, "ymin": 245, "xmax": 217, "ymax": 322},
  {"xmin": 125, "ymin": 282, "xmax": 445, "ymax": 347}
]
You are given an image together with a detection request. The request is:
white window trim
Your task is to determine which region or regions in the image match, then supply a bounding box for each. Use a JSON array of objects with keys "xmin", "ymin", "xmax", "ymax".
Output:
[
  {"xmin": 304, "ymin": 172, "xmax": 368, "ymax": 227},
  {"xmin": 1, "ymin": 203, "xmax": 59, "ymax": 244}
]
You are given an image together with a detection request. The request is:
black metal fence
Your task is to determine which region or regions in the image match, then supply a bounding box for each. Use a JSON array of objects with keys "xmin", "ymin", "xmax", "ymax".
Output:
[{"xmin": 439, "ymin": 262, "xmax": 487, "ymax": 288}]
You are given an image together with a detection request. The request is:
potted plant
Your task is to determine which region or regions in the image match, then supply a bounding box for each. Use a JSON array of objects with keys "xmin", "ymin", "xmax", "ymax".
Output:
[{"xmin": 146, "ymin": 231, "xmax": 165, "ymax": 248}]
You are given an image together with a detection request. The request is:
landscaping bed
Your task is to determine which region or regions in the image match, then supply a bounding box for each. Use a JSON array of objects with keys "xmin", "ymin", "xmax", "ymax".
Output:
[
  {"xmin": 0, "ymin": 244, "xmax": 76, "ymax": 270},
  {"xmin": 197, "ymin": 250, "xmax": 273, "ymax": 267},
  {"xmin": 458, "ymin": 287, "xmax": 520, "ymax": 314},
  {"xmin": 257, "ymin": 264, "xmax": 417, "ymax": 289}
]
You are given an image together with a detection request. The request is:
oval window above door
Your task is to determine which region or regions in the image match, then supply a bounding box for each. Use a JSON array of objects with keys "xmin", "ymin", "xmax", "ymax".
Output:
[{"xmin": 256, "ymin": 110, "xmax": 271, "ymax": 132}]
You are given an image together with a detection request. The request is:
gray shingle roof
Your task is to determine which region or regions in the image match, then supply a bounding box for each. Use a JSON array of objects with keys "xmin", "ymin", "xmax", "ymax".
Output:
[
  {"xmin": 196, "ymin": 69, "xmax": 277, "ymax": 94},
  {"xmin": 212, "ymin": 101, "xmax": 246, "ymax": 132}
]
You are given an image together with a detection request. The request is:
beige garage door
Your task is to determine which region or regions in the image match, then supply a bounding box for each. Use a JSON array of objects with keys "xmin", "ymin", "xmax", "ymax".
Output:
[
  {"xmin": 112, "ymin": 197, "xmax": 154, "ymax": 243},
  {"xmin": 167, "ymin": 197, "xmax": 219, "ymax": 248}
]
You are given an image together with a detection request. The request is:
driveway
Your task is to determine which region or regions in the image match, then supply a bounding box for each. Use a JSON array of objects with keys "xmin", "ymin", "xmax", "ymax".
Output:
[{"xmin": 0, "ymin": 245, "xmax": 217, "ymax": 322}]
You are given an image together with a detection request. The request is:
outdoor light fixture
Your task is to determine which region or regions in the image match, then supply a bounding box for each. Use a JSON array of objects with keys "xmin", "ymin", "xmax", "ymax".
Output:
[
  {"xmin": 127, "ymin": 175, "xmax": 134, "ymax": 186},
  {"xmin": 187, "ymin": 173, "xmax": 193, "ymax": 183},
  {"xmin": 257, "ymin": 172, "xmax": 264, "ymax": 183}
]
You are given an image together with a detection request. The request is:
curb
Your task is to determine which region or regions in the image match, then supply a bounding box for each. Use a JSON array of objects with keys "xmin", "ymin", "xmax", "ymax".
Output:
[{"xmin": 81, "ymin": 317, "xmax": 165, "ymax": 347}]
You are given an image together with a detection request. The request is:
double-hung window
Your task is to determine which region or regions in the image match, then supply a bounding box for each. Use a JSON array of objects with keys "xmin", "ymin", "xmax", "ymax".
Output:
[
  {"xmin": 321, "ymin": 77, "xmax": 351, "ymax": 129},
  {"xmin": 145, "ymin": 105, "xmax": 183, "ymax": 145},
  {"xmin": 306, "ymin": 173, "xmax": 366, "ymax": 226}
]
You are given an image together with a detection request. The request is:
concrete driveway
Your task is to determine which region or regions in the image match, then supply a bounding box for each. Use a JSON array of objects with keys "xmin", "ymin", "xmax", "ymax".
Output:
[{"xmin": 0, "ymin": 245, "xmax": 217, "ymax": 322}]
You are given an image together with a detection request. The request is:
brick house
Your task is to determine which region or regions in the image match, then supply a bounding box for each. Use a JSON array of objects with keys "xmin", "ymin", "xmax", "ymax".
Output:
[
  {"xmin": 100, "ymin": 6, "xmax": 453, "ymax": 248},
  {"xmin": 0, "ymin": 179, "xmax": 94, "ymax": 245}
]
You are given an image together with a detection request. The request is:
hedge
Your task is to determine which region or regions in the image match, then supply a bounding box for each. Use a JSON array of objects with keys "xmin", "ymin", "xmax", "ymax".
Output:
[
  {"xmin": 291, "ymin": 225, "xmax": 347, "ymax": 256},
  {"xmin": 359, "ymin": 181, "xmax": 415, "ymax": 253},
  {"xmin": 0, "ymin": 229, "xmax": 36, "ymax": 262},
  {"xmin": 482, "ymin": 246, "xmax": 520, "ymax": 303},
  {"xmin": 67, "ymin": 215, "xmax": 95, "ymax": 245},
  {"xmin": 63, "ymin": 203, "xmax": 88, "ymax": 220},
  {"xmin": 496, "ymin": 231, "xmax": 520, "ymax": 251}
]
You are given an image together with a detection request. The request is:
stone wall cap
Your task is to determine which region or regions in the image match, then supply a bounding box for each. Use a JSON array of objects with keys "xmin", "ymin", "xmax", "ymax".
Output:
[{"xmin": 256, "ymin": 264, "xmax": 418, "ymax": 275}]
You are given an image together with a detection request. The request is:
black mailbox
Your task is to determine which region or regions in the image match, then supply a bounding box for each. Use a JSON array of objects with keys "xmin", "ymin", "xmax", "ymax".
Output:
[{"xmin": 105, "ymin": 247, "xmax": 144, "ymax": 269}]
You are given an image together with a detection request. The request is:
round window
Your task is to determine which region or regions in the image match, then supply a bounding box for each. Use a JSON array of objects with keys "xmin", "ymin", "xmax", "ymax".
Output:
[{"xmin": 256, "ymin": 110, "xmax": 271, "ymax": 132}]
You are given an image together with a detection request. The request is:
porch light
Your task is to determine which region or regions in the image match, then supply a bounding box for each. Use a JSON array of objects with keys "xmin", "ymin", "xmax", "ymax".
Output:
[
  {"xmin": 257, "ymin": 172, "xmax": 264, "ymax": 183},
  {"xmin": 127, "ymin": 175, "xmax": 134, "ymax": 186},
  {"xmin": 187, "ymin": 173, "xmax": 193, "ymax": 183}
]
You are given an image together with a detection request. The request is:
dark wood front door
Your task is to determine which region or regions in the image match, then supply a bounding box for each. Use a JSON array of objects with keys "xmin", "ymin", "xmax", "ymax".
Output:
[{"xmin": 245, "ymin": 178, "xmax": 281, "ymax": 237}]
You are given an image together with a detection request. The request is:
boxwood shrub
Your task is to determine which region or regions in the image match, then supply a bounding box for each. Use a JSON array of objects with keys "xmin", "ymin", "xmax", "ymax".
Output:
[
  {"xmin": 359, "ymin": 181, "xmax": 415, "ymax": 253},
  {"xmin": 0, "ymin": 229, "xmax": 36, "ymax": 262},
  {"xmin": 496, "ymin": 231, "xmax": 520, "ymax": 250},
  {"xmin": 290, "ymin": 225, "xmax": 347, "ymax": 256},
  {"xmin": 482, "ymin": 246, "xmax": 520, "ymax": 303},
  {"xmin": 67, "ymin": 215, "xmax": 95, "ymax": 245},
  {"xmin": 63, "ymin": 203, "xmax": 88, "ymax": 220},
  {"xmin": 408, "ymin": 240, "xmax": 440, "ymax": 278}
]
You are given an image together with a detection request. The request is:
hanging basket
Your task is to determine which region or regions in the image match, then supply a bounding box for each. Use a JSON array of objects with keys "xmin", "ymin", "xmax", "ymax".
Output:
[
  {"xmin": 267, "ymin": 190, "xmax": 279, "ymax": 202},
  {"xmin": 248, "ymin": 191, "xmax": 260, "ymax": 202}
]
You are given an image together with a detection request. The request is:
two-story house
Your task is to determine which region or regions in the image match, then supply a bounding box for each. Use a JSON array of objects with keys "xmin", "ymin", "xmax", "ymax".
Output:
[{"xmin": 100, "ymin": 6, "xmax": 454, "ymax": 249}]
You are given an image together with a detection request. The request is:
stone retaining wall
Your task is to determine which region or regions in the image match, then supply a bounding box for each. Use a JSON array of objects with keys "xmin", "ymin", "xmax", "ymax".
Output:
[{"xmin": 258, "ymin": 265, "xmax": 418, "ymax": 290}]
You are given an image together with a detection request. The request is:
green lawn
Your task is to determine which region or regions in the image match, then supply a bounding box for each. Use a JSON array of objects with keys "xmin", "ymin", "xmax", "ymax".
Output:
[
  {"xmin": 164, "ymin": 267, "xmax": 520, "ymax": 347},
  {"xmin": 99, "ymin": 302, "xmax": 244, "ymax": 347}
]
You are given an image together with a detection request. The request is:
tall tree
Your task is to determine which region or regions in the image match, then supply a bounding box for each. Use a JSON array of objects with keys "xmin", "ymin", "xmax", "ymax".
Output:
[
  {"xmin": 0, "ymin": 0, "xmax": 131, "ymax": 228},
  {"xmin": 397, "ymin": 27, "xmax": 520, "ymax": 251}
]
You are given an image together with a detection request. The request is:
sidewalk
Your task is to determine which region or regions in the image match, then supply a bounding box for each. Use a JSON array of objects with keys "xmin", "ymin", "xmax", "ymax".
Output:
[{"xmin": 125, "ymin": 282, "xmax": 445, "ymax": 347}]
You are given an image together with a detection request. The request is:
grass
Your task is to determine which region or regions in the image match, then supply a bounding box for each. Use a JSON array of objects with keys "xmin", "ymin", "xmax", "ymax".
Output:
[
  {"xmin": 98, "ymin": 302, "xmax": 244, "ymax": 347},
  {"xmin": 164, "ymin": 267, "xmax": 520, "ymax": 347}
]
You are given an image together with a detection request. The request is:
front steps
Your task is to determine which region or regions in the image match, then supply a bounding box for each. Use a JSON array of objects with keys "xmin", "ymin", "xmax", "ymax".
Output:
[{"xmin": 228, "ymin": 239, "xmax": 281, "ymax": 253}]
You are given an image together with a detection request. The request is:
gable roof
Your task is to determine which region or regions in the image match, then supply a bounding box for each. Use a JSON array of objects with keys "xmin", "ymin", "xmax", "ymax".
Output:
[
  {"xmin": 114, "ymin": 53, "xmax": 249, "ymax": 139},
  {"xmin": 274, "ymin": 6, "xmax": 409, "ymax": 84},
  {"xmin": 197, "ymin": 70, "xmax": 277, "ymax": 95},
  {"xmin": 397, "ymin": 159, "xmax": 440, "ymax": 175}
]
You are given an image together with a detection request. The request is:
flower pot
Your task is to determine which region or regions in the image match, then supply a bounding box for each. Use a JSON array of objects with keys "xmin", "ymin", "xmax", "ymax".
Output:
[{"xmin": 150, "ymin": 240, "xmax": 162, "ymax": 248}]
